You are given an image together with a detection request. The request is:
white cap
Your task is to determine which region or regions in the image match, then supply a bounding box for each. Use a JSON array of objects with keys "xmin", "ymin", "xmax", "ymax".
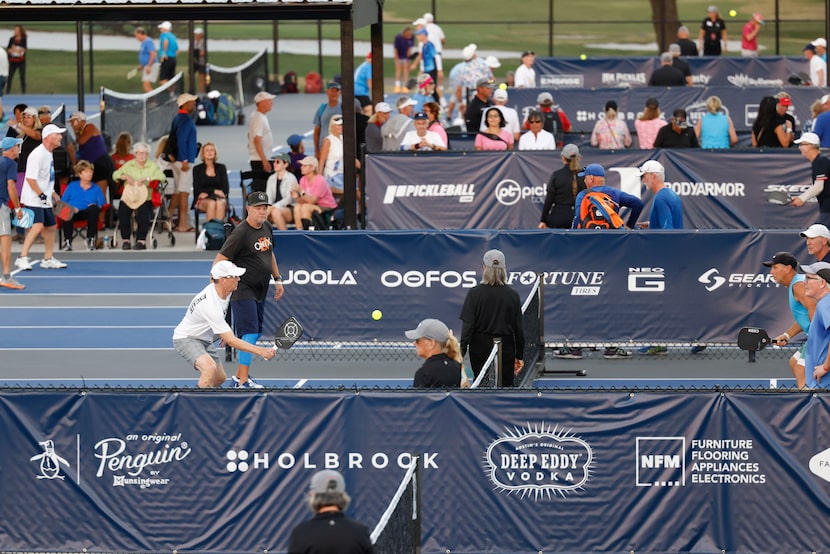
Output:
[
  {"xmin": 794, "ymin": 132, "xmax": 820, "ymax": 146},
  {"xmin": 801, "ymin": 224, "xmax": 830, "ymax": 239},
  {"xmin": 821, "ymin": 94, "xmax": 830, "ymax": 105},
  {"xmin": 194, "ymin": 27, "xmax": 204, "ymax": 35},
  {"xmin": 41, "ymin": 124, "xmax": 66, "ymax": 139},
  {"xmin": 639, "ymin": 160, "xmax": 665, "ymax": 175},
  {"xmin": 462, "ymin": 44, "xmax": 477, "ymax": 61},
  {"xmin": 485, "ymin": 55, "xmax": 501, "ymax": 68},
  {"xmin": 412, "ymin": 18, "xmax": 426, "ymax": 26},
  {"xmin": 813, "ymin": 38, "xmax": 828, "ymax": 48},
  {"xmin": 423, "ymin": 12, "xmax": 434, "ymax": 22},
  {"xmin": 493, "ymin": 89, "xmax": 508, "ymax": 102},
  {"xmin": 211, "ymin": 261, "xmax": 246, "ymax": 280},
  {"xmin": 254, "ymin": 91, "xmax": 275, "ymax": 104},
  {"xmin": 374, "ymin": 102, "xmax": 392, "ymax": 113},
  {"xmin": 158, "ymin": 21, "xmax": 172, "ymax": 30},
  {"xmin": 396, "ymin": 97, "xmax": 418, "ymax": 110}
]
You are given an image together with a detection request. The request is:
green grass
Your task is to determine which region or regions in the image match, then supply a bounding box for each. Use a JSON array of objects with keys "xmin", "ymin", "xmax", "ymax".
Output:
[{"xmin": 10, "ymin": 0, "xmax": 829, "ymax": 94}]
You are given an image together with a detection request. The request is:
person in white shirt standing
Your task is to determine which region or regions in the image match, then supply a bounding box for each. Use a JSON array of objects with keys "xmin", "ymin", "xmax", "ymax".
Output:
[
  {"xmin": 514, "ymin": 50, "xmax": 537, "ymax": 88},
  {"xmin": 804, "ymin": 43, "xmax": 827, "ymax": 87},
  {"xmin": 173, "ymin": 260, "xmax": 276, "ymax": 388},
  {"xmin": 248, "ymin": 91, "xmax": 276, "ymax": 193},
  {"xmin": 423, "ymin": 13, "xmax": 446, "ymax": 95},
  {"xmin": 16, "ymin": 124, "xmax": 68, "ymax": 271}
]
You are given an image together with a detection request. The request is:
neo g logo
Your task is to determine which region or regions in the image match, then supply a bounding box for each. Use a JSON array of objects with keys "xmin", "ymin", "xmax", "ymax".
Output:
[
  {"xmin": 628, "ymin": 267, "xmax": 665, "ymax": 292},
  {"xmin": 495, "ymin": 179, "xmax": 544, "ymax": 206},
  {"xmin": 698, "ymin": 268, "xmax": 727, "ymax": 291}
]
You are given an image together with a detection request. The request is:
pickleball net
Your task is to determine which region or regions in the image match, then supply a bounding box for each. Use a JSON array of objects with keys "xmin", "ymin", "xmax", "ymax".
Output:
[
  {"xmin": 370, "ymin": 455, "xmax": 421, "ymax": 554},
  {"xmin": 471, "ymin": 273, "xmax": 543, "ymax": 388},
  {"xmin": 207, "ymin": 48, "xmax": 269, "ymax": 109},
  {"xmin": 100, "ymin": 72, "xmax": 184, "ymax": 144}
]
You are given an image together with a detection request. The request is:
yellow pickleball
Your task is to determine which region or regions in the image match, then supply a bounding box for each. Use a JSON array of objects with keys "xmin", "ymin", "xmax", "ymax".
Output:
[{"xmin": 372, "ymin": 310, "xmax": 383, "ymax": 321}]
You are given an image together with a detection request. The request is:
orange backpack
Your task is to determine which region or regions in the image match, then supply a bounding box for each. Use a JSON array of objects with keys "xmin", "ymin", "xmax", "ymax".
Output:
[{"xmin": 577, "ymin": 191, "xmax": 624, "ymax": 229}]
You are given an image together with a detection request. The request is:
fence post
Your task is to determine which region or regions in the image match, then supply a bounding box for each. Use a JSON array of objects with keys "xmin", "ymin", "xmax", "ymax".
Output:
[{"xmin": 494, "ymin": 337, "xmax": 503, "ymax": 387}]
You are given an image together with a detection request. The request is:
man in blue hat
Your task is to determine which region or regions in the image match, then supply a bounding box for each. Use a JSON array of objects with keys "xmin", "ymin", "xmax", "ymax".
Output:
[
  {"xmin": 571, "ymin": 163, "xmax": 643, "ymax": 229},
  {"xmin": 0, "ymin": 136, "xmax": 25, "ymax": 289}
]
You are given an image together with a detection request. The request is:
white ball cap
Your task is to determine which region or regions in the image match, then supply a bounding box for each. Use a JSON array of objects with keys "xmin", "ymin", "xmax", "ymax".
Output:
[
  {"xmin": 41, "ymin": 124, "xmax": 66, "ymax": 139},
  {"xmin": 158, "ymin": 21, "xmax": 172, "ymax": 30},
  {"xmin": 638, "ymin": 160, "xmax": 665, "ymax": 175},
  {"xmin": 211, "ymin": 260, "xmax": 246, "ymax": 280},
  {"xmin": 794, "ymin": 132, "xmax": 820, "ymax": 146}
]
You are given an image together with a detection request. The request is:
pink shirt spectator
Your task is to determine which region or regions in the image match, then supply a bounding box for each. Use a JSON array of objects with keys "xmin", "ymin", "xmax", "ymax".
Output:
[
  {"xmin": 300, "ymin": 174, "xmax": 338, "ymax": 210},
  {"xmin": 635, "ymin": 118, "xmax": 668, "ymax": 149},
  {"xmin": 474, "ymin": 129, "xmax": 513, "ymax": 151}
]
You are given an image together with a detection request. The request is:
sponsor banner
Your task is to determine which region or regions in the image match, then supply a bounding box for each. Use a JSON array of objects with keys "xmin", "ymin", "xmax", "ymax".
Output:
[
  {"xmin": 3, "ymin": 391, "xmax": 830, "ymax": 553},
  {"xmin": 534, "ymin": 55, "xmax": 810, "ymax": 89},
  {"xmin": 265, "ymin": 230, "xmax": 804, "ymax": 343},
  {"xmin": 489, "ymin": 85, "xmax": 822, "ymax": 134},
  {"xmin": 365, "ymin": 149, "xmax": 815, "ymax": 230}
]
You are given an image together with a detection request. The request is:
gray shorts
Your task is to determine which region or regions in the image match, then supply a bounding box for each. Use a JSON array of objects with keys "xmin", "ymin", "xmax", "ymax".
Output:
[
  {"xmin": 173, "ymin": 337, "xmax": 221, "ymax": 370},
  {"xmin": 0, "ymin": 204, "xmax": 10, "ymax": 236}
]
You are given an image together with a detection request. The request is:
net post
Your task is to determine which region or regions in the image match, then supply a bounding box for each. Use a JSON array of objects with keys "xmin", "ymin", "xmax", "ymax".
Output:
[
  {"xmin": 494, "ymin": 337, "xmax": 503, "ymax": 387},
  {"xmin": 414, "ymin": 453, "xmax": 422, "ymax": 554}
]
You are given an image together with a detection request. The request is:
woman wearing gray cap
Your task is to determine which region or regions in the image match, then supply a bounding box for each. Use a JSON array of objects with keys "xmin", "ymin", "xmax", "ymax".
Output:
[
  {"xmin": 539, "ymin": 144, "xmax": 585, "ymax": 229},
  {"xmin": 459, "ymin": 249, "xmax": 524, "ymax": 387},
  {"xmin": 405, "ymin": 318, "xmax": 463, "ymax": 388}
]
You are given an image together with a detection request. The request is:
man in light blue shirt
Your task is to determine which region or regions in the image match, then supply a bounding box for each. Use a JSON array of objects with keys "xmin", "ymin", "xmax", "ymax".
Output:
[
  {"xmin": 638, "ymin": 160, "xmax": 683, "ymax": 229},
  {"xmin": 157, "ymin": 21, "xmax": 178, "ymax": 85}
]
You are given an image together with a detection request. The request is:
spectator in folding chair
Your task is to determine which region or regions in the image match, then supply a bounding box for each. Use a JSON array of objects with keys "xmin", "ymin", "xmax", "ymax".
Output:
[
  {"xmin": 112, "ymin": 142, "xmax": 166, "ymax": 250},
  {"xmin": 292, "ymin": 156, "xmax": 338, "ymax": 229},
  {"xmin": 192, "ymin": 142, "xmax": 228, "ymax": 223},
  {"xmin": 265, "ymin": 153, "xmax": 298, "ymax": 231},
  {"xmin": 59, "ymin": 160, "xmax": 106, "ymax": 251}
]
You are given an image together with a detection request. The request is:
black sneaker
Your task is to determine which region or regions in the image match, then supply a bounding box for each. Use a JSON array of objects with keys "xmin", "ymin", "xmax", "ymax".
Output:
[
  {"xmin": 61, "ymin": 239, "xmax": 72, "ymax": 251},
  {"xmin": 553, "ymin": 347, "xmax": 583, "ymax": 359},
  {"xmin": 87, "ymin": 238, "xmax": 96, "ymax": 251},
  {"xmin": 134, "ymin": 241, "xmax": 147, "ymax": 250},
  {"xmin": 604, "ymin": 347, "xmax": 631, "ymax": 359},
  {"xmin": 122, "ymin": 242, "xmax": 132, "ymax": 250}
]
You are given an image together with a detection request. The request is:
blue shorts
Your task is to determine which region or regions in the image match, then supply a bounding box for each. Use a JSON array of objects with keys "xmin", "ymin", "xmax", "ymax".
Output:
[
  {"xmin": 30, "ymin": 206, "xmax": 57, "ymax": 227},
  {"xmin": 231, "ymin": 298, "xmax": 264, "ymax": 336}
]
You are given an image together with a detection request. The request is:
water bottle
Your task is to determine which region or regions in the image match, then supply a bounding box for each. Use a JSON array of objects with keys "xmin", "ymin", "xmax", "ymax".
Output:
[{"xmin": 103, "ymin": 236, "xmax": 110, "ymax": 250}]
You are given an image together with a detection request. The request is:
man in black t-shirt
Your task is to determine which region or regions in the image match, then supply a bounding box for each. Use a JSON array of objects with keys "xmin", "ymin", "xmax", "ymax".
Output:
[
  {"xmin": 213, "ymin": 191, "xmax": 285, "ymax": 389},
  {"xmin": 653, "ymin": 108, "xmax": 700, "ymax": 148},
  {"xmin": 792, "ymin": 132, "xmax": 830, "ymax": 228},
  {"xmin": 287, "ymin": 470, "xmax": 374, "ymax": 554},
  {"xmin": 464, "ymin": 77, "xmax": 494, "ymax": 133}
]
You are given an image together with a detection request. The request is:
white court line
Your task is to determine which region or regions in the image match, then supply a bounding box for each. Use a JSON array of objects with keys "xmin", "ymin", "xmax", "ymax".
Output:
[
  {"xmin": 294, "ymin": 379, "xmax": 308, "ymax": 388},
  {"xmin": 15, "ymin": 275, "xmax": 206, "ymax": 279},
  {"xmin": 0, "ymin": 305, "xmax": 185, "ymax": 309}
]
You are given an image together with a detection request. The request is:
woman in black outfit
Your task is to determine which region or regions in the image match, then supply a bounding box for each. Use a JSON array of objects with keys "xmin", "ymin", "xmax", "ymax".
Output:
[
  {"xmin": 538, "ymin": 143, "xmax": 586, "ymax": 229},
  {"xmin": 460, "ymin": 249, "xmax": 524, "ymax": 388},
  {"xmin": 6, "ymin": 25, "xmax": 27, "ymax": 94},
  {"xmin": 751, "ymin": 96, "xmax": 789, "ymax": 148},
  {"xmin": 192, "ymin": 142, "xmax": 229, "ymax": 222}
]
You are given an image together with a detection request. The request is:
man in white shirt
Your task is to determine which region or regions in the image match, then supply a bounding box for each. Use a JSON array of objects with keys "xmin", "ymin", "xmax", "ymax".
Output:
[
  {"xmin": 518, "ymin": 110, "xmax": 556, "ymax": 150},
  {"xmin": 400, "ymin": 112, "xmax": 446, "ymax": 151},
  {"xmin": 480, "ymin": 88, "xmax": 521, "ymax": 141},
  {"xmin": 16, "ymin": 124, "xmax": 68, "ymax": 271},
  {"xmin": 804, "ymin": 43, "xmax": 827, "ymax": 87},
  {"xmin": 514, "ymin": 50, "xmax": 537, "ymax": 88},
  {"xmin": 248, "ymin": 91, "xmax": 275, "ymax": 192},
  {"xmin": 173, "ymin": 260, "xmax": 276, "ymax": 388}
]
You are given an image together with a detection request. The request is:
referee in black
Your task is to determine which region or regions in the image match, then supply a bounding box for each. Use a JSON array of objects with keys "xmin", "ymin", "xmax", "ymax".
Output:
[
  {"xmin": 287, "ymin": 469, "xmax": 373, "ymax": 554},
  {"xmin": 459, "ymin": 249, "xmax": 525, "ymax": 387}
]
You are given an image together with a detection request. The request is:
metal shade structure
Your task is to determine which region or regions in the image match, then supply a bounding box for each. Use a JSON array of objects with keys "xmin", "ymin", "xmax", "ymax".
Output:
[{"xmin": 0, "ymin": 0, "xmax": 382, "ymax": 228}]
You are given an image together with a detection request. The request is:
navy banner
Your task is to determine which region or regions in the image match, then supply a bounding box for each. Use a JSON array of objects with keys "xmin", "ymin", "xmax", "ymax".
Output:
[
  {"xmin": 266, "ymin": 230, "xmax": 805, "ymax": 344},
  {"xmin": 365, "ymin": 149, "xmax": 816, "ymax": 231},
  {"xmin": 492, "ymin": 85, "xmax": 823, "ymax": 135},
  {"xmin": 4, "ymin": 391, "xmax": 830, "ymax": 553},
  {"xmin": 533, "ymin": 56, "xmax": 810, "ymax": 89}
]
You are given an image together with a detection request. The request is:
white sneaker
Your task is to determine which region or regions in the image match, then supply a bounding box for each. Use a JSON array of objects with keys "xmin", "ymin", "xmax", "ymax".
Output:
[
  {"xmin": 40, "ymin": 257, "xmax": 68, "ymax": 269},
  {"xmin": 232, "ymin": 375, "xmax": 264, "ymax": 389},
  {"xmin": 15, "ymin": 256, "xmax": 33, "ymax": 271}
]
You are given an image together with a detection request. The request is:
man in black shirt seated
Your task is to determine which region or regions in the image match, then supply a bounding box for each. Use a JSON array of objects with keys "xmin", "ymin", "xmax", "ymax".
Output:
[{"xmin": 654, "ymin": 108, "xmax": 700, "ymax": 148}]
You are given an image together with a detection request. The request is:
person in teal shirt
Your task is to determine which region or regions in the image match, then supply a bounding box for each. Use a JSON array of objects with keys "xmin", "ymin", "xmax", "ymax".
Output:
[{"xmin": 157, "ymin": 21, "xmax": 178, "ymax": 85}]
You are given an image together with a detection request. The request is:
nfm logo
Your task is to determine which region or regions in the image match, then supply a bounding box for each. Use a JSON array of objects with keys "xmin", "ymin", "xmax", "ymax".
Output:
[
  {"xmin": 636, "ymin": 436, "xmax": 685, "ymax": 487},
  {"xmin": 628, "ymin": 267, "xmax": 665, "ymax": 292}
]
